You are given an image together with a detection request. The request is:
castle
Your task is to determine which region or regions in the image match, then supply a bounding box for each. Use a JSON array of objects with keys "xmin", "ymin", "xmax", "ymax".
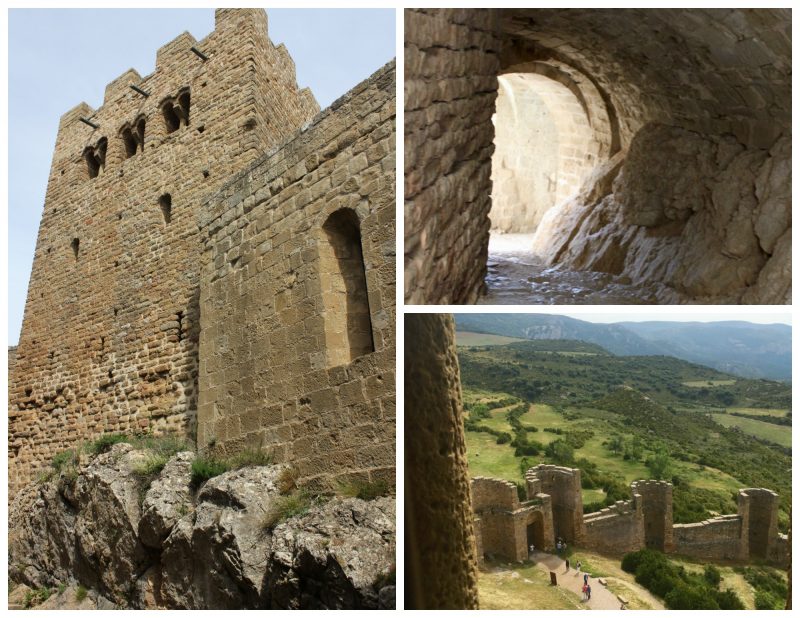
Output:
[
  {"xmin": 9, "ymin": 9, "xmax": 396, "ymax": 497},
  {"xmin": 472, "ymin": 465, "xmax": 789, "ymax": 568}
]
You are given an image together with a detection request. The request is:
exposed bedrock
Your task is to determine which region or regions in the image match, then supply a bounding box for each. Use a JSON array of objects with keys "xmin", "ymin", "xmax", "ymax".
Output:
[
  {"xmin": 532, "ymin": 124, "xmax": 791, "ymax": 303},
  {"xmin": 8, "ymin": 444, "xmax": 395, "ymax": 610}
]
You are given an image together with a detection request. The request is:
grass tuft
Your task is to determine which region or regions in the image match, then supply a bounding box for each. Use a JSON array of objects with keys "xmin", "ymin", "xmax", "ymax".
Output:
[
  {"xmin": 337, "ymin": 478, "xmax": 391, "ymax": 501},
  {"xmin": 190, "ymin": 456, "xmax": 230, "ymax": 488},
  {"xmin": 262, "ymin": 490, "xmax": 313, "ymax": 529}
]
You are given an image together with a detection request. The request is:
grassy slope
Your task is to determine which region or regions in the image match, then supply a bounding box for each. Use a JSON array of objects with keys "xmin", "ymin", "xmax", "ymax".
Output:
[
  {"xmin": 711, "ymin": 413, "xmax": 792, "ymax": 448},
  {"xmin": 456, "ymin": 331, "xmax": 525, "ymax": 346}
]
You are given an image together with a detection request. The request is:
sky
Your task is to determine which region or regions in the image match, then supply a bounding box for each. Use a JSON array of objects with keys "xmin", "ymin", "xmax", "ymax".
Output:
[
  {"xmin": 443, "ymin": 307, "xmax": 793, "ymax": 326},
  {"xmin": 7, "ymin": 8, "xmax": 395, "ymax": 345}
]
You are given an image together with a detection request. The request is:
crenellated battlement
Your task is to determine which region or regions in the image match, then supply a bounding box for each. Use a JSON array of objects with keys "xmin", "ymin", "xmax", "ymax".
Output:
[{"xmin": 472, "ymin": 468, "xmax": 787, "ymax": 568}]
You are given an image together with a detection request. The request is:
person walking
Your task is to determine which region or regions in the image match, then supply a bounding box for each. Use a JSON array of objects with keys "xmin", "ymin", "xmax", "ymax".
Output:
[
  {"xmin": 565, "ymin": 558, "xmax": 570, "ymax": 572},
  {"xmin": 582, "ymin": 583, "xmax": 588, "ymax": 601},
  {"xmin": 576, "ymin": 560, "xmax": 582, "ymax": 574},
  {"xmin": 556, "ymin": 540, "xmax": 562, "ymax": 554},
  {"xmin": 587, "ymin": 583, "xmax": 592, "ymax": 601},
  {"xmin": 584, "ymin": 572, "xmax": 589, "ymax": 586}
]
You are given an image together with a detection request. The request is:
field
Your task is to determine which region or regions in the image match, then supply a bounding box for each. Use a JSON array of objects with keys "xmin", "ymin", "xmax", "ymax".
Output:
[
  {"xmin": 711, "ymin": 413, "xmax": 792, "ymax": 448},
  {"xmin": 456, "ymin": 331, "xmax": 525, "ymax": 346},
  {"xmin": 459, "ymin": 340, "xmax": 791, "ymax": 528}
]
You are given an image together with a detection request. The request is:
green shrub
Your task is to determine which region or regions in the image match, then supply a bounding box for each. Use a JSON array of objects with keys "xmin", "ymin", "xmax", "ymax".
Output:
[
  {"xmin": 665, "ymin": 583, "xmax": 720, "ymax": 610},
  {"xmin": 75, "ymin": 586, "xmax": 88, "ymax": 602},
  {"xmin": 190, "ymin": 456, "xmax": 230, "ymax": 487},
  {"xmin": 495, "ymin": 433, "xmax": 512, "ymax": 445},
  {"xmin": 84, "ymin": 433, "xmax": 131, "ymax": 456},
  {"xmin": 24, "ymin": 587, "xmax": 52, "ymax": 608},
  {"xmin": 703, "ymin": 564, "xmax": 721, "ymax": 587},
  {"xmin": 754, "ymin": 590, "xmax": 781, "ymax": 610},
  {"xmin": 228, "ymin": 447, "xmax": 273, "ymax": 469},
  {"xmin": 51, "ymin": 449, "xmax": 78, "ymax": 472},
  {"xmin": 338, "ymin": 479, "xmax": 390, "ymax": 501},
  {"xmin": 715, "ymin": 588, "xmax": 745, "ymax": 610},
  {"xmin": 134, "ymin": 453, "xmax": 170, "ymax": 478}
]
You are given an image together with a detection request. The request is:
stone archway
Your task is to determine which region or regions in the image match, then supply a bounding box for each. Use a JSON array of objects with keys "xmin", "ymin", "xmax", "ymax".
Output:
[
  {"xmin": 405, "ymin": 8, "xmax": 791, "ymax": 305},
  {"xmin": 526, "ymin": 511, "xmax": 546, "ymax": 551}
]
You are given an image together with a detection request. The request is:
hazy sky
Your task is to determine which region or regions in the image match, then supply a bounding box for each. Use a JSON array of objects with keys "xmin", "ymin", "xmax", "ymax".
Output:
[
  {"xmin": 7, "ymin": 8, "xmax": 395, "ymax": 345},
  {"xmin": 444, "ymin": 308, "xmax": 792, "ymax": 326}
]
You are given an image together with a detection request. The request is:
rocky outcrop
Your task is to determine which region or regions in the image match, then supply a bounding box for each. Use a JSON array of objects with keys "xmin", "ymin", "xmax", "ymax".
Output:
[
  {"xmin": 531, "ymin": 123, "xmax": 791, "ymax": 303},
  {"xmin": 9, "ymin": 444, "xmax": 395, "ymax": 610},
  {"xmin": 267, "ymin": 496, "xmax": 396, "ymax": 609}
]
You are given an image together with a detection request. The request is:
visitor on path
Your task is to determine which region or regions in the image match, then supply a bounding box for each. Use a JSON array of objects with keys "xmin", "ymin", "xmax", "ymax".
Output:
[
  {"xmin": 556, "ymin": 540, "xmax": 562, "ymax": 554},
  {"xmin": 565, "ymin": 558, "xmax": 570, "ymax": 572},
  {"xmin": 587, "ymin": 584, "xmax": 592, "ymax": 600},
  {"xmin": 584, "ymin": 572, "xmax": 589, "ymax": 586},
  {"xmin": 529, "ymin": 544, "xmax": 535, "ymax": 554},
  {"xmin": 576, "ymin": 560, "xmax": 582, "ymax": 573},
  {"xmin": 582, "ymin": 583, "xmax": 588, "ymax": 601}
]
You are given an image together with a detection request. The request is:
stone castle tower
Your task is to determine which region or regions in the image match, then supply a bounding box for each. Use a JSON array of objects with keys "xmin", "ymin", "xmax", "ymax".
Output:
[{"xmin": 10, "ymin": 9, "xmax": 395, "ymax": 495}]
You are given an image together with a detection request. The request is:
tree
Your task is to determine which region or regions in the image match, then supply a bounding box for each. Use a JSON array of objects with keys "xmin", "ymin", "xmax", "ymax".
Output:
[
  {"xmin": 546, "ymin": 439, "xmax": 574, "ymax": 464},
  {"xmin": 647, "ymin": 449, "xmax": 672, "ymax": 480},
  {"xmin": 609, "ymin": 435, "xmax": 624, "ymax": 455}
]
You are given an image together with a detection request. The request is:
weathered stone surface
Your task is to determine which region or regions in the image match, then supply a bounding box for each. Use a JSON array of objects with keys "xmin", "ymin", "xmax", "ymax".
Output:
[
  {"xmin": 9, "ymin": 480, "xmax": 77, "ymax": 589},
  {"xmin": 531, "ymin": 123, "xmax": 790, "ymax": 302},
  {"xmin": 160, "ymin": 466, "xmax": 286, "ymax": 609},
  {"xmin": 267, "ymin": 496, "xmax": 395, "ymax": 609},
  {"xmin": 72, "ymin": 444, "xmax": 151, "ymax": 604},
  {"xmin": 139, "ymin": 451, "xmax": 194, "ymax": 549},
  {"xmin": 9, "ymin": 448, "xmax": 395, "ymax": 610}
]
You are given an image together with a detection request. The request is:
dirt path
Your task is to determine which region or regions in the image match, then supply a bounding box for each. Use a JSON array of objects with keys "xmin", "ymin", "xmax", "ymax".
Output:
[{"xmin": 529, "ymin": 551, "xmax": 625, "ymax": 610}]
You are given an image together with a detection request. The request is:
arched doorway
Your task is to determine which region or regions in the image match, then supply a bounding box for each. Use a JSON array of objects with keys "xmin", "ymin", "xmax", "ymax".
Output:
[{"xmin": 526, "ymin": 511, "xmax": 546, "ymax": 551}]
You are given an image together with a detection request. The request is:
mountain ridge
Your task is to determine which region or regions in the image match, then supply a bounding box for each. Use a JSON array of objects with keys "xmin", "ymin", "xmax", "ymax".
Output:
[{"xmin": 454, "ymin": 314, "xmax": 791, "ymax": 381}]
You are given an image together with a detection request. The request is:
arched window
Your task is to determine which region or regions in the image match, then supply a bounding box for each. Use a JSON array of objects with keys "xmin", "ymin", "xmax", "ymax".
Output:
[
  {"xmin": 82, "ymin": 137, "xmax": 107, "ymax": 179},
  {"xmin": 162, "ymin": 88, "xmax": 190, "ymax": 134},
  {"xmin": 319, "ymin": 209, "xmax": 374, "ymax": 367},
  {"xmin": 159, "ymin": 193, "xmax": 172, "ymax": 224},
  {"xmin": 120, "ymin": 116, "xmax": 146, "ymax": 158}
]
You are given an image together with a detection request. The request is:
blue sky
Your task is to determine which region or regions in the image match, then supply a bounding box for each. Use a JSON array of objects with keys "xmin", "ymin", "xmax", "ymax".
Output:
[{"xmin": 7, "ymin": 8, "xmax": 395, "ymax": 344}]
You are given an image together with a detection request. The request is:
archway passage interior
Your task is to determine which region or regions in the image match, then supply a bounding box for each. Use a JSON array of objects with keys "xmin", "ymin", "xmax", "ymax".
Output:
[{"xmin": 405, "ymin": 8, "xmax": 791, "ymax": 304}]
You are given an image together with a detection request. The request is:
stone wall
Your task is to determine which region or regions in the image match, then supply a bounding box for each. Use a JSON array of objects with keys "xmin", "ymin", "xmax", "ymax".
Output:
[
  {"xmin": 9, "ymin": 9, "xmax": 319, "ymax": 495},
  {"xmin": 632, "ymin": 480, "xmax": 674, "ymax": 552},
  {"xmin": 526, "ymin": 464, "xmax": 585, "ymax": 543},
  {"xmin": 673, "ymin": 516, "xmax": 745, "ymax": 562},
  {"xmin": 404, "ymin": 8, "xmax": 500, "ymax": 304},
  {"xmin": 197, "ymin": 61, "xmax": 396, "ymax": 490},
  {"xmin": 405, "ymin": 314, "xmax": 479, "ymax": 609},
  {"xmin": 583, "ymin": 499, "xmax": 644, "ymax": 555}
]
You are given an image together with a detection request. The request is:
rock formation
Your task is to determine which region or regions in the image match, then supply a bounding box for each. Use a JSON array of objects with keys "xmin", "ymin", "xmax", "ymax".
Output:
[{"xmin": 9, "ymin": 444, "xmax": 395, "ymax": 610}]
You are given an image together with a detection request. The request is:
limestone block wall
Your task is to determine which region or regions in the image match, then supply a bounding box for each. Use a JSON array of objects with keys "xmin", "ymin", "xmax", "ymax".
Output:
[
  {"xmin": 582, "ymin": 498, "xmax": 644, "ymax": 555},
  {"xmin": 738, "ymin": 487, "xmax": 780, "ymax": 560},
  {"xmin": 673, "ymin": 516, "xmax": 745, "ymax": 561},
  {"xmin": 9, "ymin": 9, "xmax": 318, "ymax": 495},
  {"xmin": 404, "ymin": 8, "xmax": 500, "ymax": 304},
  {"xmin": 471, "ymin": 477, "xmax": 522, "ymax": 561},
  {"xmin": 197, "ymin": 62, "xmax": 395, "ymax": 490},
  {"xmin": 405, "ymin": 314, "xmax": 479, "ymax": 609},
  {"xmin": 526, "ymin": 464, "xmax": 585, "ymax": 544}
]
